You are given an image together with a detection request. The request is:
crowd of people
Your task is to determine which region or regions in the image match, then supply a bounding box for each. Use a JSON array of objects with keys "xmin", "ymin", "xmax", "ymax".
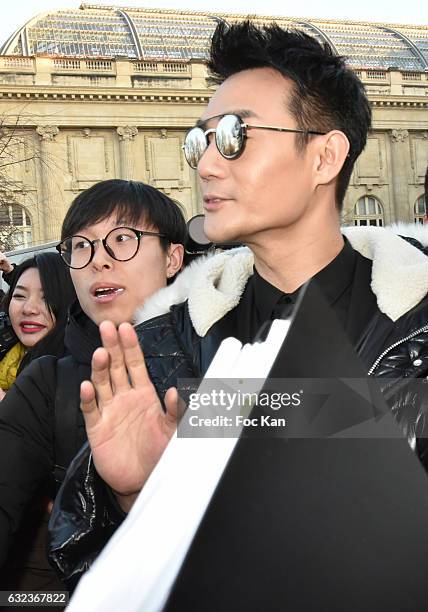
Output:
[{"xmin": 0, "ymin": 18, "xmax": 427, "ymax": 610}]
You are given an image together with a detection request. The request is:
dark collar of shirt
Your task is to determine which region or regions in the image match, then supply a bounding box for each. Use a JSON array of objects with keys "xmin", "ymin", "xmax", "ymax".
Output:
[{"xmin": 233, "ymin": 237, "xmax": 374, "ymax": 346}]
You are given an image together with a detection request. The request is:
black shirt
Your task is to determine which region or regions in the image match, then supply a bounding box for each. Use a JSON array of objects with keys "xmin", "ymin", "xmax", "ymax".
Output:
[{"xmin": 233, "ymin": 238, "xmax": 379, "ymax": 348}]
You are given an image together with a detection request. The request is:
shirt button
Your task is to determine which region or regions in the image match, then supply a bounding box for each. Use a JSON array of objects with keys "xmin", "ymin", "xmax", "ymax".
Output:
[{"xmin": 413, "ymin": 358, "xmax": 423, "ymax": 367}]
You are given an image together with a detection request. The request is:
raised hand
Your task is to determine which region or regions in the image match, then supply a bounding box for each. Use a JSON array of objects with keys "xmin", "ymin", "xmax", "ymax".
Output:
[
  {"xmin": 0, "ymin": 252, "xmax": 14, "ymax": 274},
  {"xmin": 81, "ymin": 321, "xmax": 179, "ymax": 512}
]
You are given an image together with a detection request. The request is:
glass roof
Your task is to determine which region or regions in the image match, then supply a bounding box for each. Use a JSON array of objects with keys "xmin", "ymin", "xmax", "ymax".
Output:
[
  {"xmin": 1, "ymin": 5, "xmax": 426, "ymax": 71},
  {"xmin": 26, "ymin": 10, "xmax": 137, "ymax": 58},
  {"xmin": 131, "ymin": 16, "xmax": 216, "ymax": 60}
]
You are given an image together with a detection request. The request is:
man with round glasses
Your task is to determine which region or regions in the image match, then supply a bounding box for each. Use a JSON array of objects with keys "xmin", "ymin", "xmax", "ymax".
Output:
[
  {"xmin": 57, "ymin": 227, "xmax": 167, "ymax": 271},
  {"xmin": 50, "ymin": 21, "xmax": 428, "ymax": 606},
  {"xmin": 0, "ymin": 179, "xmax": 188, "ymax": 585}
]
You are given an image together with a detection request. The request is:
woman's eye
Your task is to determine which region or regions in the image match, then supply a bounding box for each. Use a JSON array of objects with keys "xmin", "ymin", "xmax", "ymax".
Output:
[{"xmin": 12, "ymin": 294, "xmax": 24, "ymax": 299}]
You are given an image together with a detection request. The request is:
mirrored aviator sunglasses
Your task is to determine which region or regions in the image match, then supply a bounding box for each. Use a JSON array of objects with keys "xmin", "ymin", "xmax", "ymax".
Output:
[
  {"xmin": 183, "ymin": 113, "xmax": 328, "ymax": 170},
  {"xmin": 183, "ymin": 114, "xmax": 245, "ymax": 169}
]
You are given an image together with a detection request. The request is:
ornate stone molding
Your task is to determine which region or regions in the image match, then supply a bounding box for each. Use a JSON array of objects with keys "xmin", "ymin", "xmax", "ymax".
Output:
[
  {"xmin": 36, "ymin": 125, "xmax": 59, "ymax": 142},
  {"xmin": 0, "ymin": 91, "xmax": 212, "ymax": 104},
  {"xmin": 371, "ymin": 100, "xmax": 428, "ymax": 108},
  {"xmin": 117, "ymin": 125, "xmax": 138, "ymax": 141},
  {"xmin": 390, "ymin": 129, "xmax": 409, "ymax": 143}
]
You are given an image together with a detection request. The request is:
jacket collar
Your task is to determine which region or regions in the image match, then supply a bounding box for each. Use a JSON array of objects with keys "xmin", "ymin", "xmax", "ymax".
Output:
[
  {"xmin": 134, "ymin": 247, "xmax": 253, "ymax": 336},
  {"xmin": 387, "ymin": 221, "xmax": 428, "ymax": 247},
  {"xmin": 134, "ymin": 226, "xmax": 428, "ymax": 335},
  {"xmin": 342, "ymin": 226, "xmax": 428, "ymax": 322},
  {"xmin": 65, "ymin": 300, "xmax": 101, "ymax": 364}
]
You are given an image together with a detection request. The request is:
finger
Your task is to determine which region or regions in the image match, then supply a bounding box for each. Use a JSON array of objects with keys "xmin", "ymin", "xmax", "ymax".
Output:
[
  {"xmin": 90, "ymin": 347, "xmax": 113, "ymax": 405},
  {"xmin": 164, "ymin": 387, "xmax": 181, "ymax": 432},
  {"xmin": 117, "ymin": 322, "xmax": 152, "ymax": 389},
  {"xmin": 80, "ymin": 380, "xmax": 102, "ymax": 430},
  {"xmin": 99, "ymin": 320, "xmax": 130, "ymax": 392}
]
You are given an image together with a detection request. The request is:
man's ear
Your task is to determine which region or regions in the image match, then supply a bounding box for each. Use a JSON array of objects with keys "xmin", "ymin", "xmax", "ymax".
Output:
[
  {"xmin": 166, "ymin": 243, "xmax": 184, "ymax": 279},
  {"xmin": 314, "ymin": 130, "xmax": 350, "ymax": 186}
]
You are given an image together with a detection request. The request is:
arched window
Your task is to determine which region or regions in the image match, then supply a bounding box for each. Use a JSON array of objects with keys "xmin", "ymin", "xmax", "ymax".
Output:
[
  {"xmin": 414, "ymin": 195, "xmax": 426, "ymax": 224},
  {"xmin": 0, "ymin": 203, "xmax": 32, "ymax": 249},
  {"xmin": 354, "ymin": 196, "xmax": 384, "ymax": 227}
]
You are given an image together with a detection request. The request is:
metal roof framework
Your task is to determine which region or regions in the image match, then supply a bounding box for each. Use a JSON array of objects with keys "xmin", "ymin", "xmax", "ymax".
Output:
[{"xmin": 0, "ymin": 5, "xmax": 426, "ymax": 71}]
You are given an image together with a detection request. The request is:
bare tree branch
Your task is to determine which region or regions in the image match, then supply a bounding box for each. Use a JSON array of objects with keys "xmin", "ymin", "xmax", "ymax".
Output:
[{"xmin": 0, "ymin": 112, "xmax": 38, "ymax": 251}]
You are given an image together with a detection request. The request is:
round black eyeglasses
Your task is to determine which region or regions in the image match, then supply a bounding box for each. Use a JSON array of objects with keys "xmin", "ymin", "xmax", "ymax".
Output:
[
  {"xmin": 56, "ymin": 226, "xmax": 166, "ymax": 269},
  {"xmin": 183, "ymin": 113, "xmax": 327, "ymax": 169}
]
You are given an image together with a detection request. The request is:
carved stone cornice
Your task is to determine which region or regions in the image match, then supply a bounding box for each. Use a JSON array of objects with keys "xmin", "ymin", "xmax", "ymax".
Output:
[
  {"xmin": 36, "ymin": 125, "xmax": 59, "ymax": 141},
  {"xmin": 0, "ymin": 90, "xmax": 212, "ymax": 104},
  {"xmin": 116, "ymin": 126, "xmax": 138, "ymax": 141},
  {"xmin": 390, "ymin": 129, "xmax": 409, "ymax": 143}
]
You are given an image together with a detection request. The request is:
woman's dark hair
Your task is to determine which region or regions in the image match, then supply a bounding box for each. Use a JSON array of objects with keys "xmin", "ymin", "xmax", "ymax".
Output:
[
  {"xmin": 208, "ymin": 21, "xmax": 372, "ymax": 209},
  {"xmin": 4, "ymin": 252, "xmax": 76, "ymax": 369},
  {"xmin": 61, "ymin": 179, "xmax": 188, "ymax": 251}
]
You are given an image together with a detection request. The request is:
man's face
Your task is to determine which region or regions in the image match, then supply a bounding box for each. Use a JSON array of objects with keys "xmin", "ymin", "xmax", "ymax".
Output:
[
  {"xmin": 70, "ymin": 214, "xmax": 177, "ymax": 326},
  {"xmin": 197, "ymin": 67, "xmax": 320, "ymax": 245}
]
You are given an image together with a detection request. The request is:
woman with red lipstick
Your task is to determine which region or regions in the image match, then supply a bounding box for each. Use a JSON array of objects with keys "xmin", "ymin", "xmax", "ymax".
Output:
[{"xmin": 0, "ymin": 253, "xmax": 76, "ymax": 398}]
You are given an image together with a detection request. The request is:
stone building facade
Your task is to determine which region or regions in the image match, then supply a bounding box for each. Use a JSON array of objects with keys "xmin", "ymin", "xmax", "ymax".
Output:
[{"xmin": 0, "ymin": 5, "xmax": 426, "ymax": 248}]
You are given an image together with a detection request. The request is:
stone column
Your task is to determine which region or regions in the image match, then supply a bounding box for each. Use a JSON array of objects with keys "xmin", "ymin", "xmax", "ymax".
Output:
[
  {"xmin": 389, "ymin": 129, "xmax": 411, "ymax": 222},
  {"xmin": 117, "ymin": 126, "xmax": 138, "ymax": 180},
  {"xmin": 36, "ymin": 125, "xmax": 62, "ymax": 242}
]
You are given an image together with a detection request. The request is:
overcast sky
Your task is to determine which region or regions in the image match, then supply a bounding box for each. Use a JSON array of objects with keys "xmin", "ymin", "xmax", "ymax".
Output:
[{"xmin": 1, "ymin": 0, "xmax": 426, "ymax": 48}]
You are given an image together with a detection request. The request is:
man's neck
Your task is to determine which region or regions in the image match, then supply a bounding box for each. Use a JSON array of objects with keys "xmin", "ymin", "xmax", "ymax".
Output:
[{"xmin": 249, "ymin": 223, "xmax": 344, "ymax": 294}]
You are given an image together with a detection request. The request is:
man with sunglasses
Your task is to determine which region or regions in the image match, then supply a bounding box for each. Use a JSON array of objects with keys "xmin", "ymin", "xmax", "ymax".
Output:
[{"xmin": 50, "ymin": 22, "xmax": 428, "ymax": 604}]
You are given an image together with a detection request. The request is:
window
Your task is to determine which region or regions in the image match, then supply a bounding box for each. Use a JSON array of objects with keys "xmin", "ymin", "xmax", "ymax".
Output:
[
  {"xmin": 414, "ymin": 195, "xmax": 426, "ymax": 224},
  {"xmin": 354, "ymin": 196, "xmax": 384, "ymax": 226},
  {"xmin": 0, "ymin": 203, "xmax": 32, "ymax": 249}
]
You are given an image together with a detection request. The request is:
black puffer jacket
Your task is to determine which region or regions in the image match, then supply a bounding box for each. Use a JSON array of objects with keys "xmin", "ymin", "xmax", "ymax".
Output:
[
  {"xmin": 47, "ymin": 300, "xmax": 232, "ymax": 587},
  {"xmin": 48, "ymin": 228, "xmax": 428, "ymax": 588},
  {"xmin": 0, "ymin": 302, "xmax": 99, "ymax": 573}
]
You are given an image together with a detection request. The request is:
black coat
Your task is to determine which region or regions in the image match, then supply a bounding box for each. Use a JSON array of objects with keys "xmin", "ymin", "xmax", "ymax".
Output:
[
  {"xmin": 48, "ymin": 286, "xmax": 428, "ymax": 588},
  {"xmin": 0, "ymin": 302, "xmax": 99, "ymax": 574},
  {"xmin": 47, "ymin": 300, "xmax": 227, "ymax": 588}
]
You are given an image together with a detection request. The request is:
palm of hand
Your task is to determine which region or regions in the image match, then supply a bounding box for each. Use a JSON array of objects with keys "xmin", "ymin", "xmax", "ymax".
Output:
[
  {"xmin": 80, "ymin": 321, "xmax": 179, "ymax": 499},
  {"xmin": 88, "ymin": 384, "xmax": 173, "ymax": 496}
]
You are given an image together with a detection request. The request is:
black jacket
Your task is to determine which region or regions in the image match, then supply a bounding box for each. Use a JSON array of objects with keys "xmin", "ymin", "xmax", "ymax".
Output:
[
  {"xmin": 0, "ymin": 301, "xmax": 99, "ymax": 571},
  {"xmin": 0, "ymin": 268, "xmax": 20, "ymax": 361},
  {"xmin": 47, "ymin": 229, "xmax": 428, "ymax": 587},
  {"xmin": 47, "ymin": 300, "xmax": 228, "ymax": 587},
  {"xmin": 49, "ymin": 303, "xmax": 428, "ymax": 587}
]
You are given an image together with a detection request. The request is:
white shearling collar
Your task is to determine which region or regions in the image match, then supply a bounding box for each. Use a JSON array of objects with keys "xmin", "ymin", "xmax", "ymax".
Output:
[
  {"xmin": 343, "ymin": 225, "xmax": 428, "ymax": 321},
  {"xmin": 134, "ymin": 247, "xmax": 254, "ymax": 336},
  {"xmin": 387, "ymin": 221, "xmax": 428, "ymax": 247},
  {"xmin": 134, "ymin": 226, "xmax": 428, "ymax": 335}
]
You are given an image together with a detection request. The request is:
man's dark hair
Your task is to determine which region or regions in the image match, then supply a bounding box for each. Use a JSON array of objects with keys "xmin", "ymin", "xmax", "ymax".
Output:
[
  {"xmin": 208, "ymin": 21, "xmax": 372, "ymax": 208},
  {"xmin": 61, "ymin": 179, "xmax": 188, "ymax": 251}
]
